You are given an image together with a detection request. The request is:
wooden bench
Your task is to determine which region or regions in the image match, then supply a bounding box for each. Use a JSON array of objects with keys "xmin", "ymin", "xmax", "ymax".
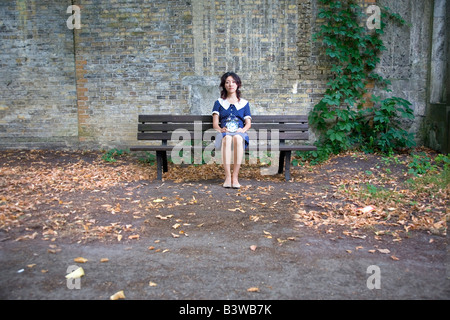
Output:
[{"xmin": 130, "ymin": 115, "xmax": 317, "ymax": 181}]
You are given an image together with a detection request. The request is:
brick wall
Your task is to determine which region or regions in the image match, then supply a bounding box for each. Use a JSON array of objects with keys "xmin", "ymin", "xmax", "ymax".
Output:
[
  {"xmin": 0, "ymin": 0, "xmax": 78, "ymax": 148},
  {"xmin": 0, "ymin": 0, "xmax": 435, "ymax": 149}
]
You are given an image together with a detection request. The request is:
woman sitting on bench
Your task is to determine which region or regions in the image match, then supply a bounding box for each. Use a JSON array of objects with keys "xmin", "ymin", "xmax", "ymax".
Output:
[{"xmin": 212, "ymin": 72, "xmax": 252, "ymax": 189}]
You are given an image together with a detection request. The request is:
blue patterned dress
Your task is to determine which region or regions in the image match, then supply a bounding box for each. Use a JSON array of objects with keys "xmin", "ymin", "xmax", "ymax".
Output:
[{"xmin": 212, "ymin": 98, "xmax": 252, "ymax": 150}]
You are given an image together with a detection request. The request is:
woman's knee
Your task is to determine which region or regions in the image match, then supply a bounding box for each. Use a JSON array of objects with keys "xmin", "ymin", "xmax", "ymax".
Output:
[
  {"xmin": 222, "ymin": 135, "xmax": 232, "ymax": 145},
  {"xmin": 233, "ymin": 135, "xmax": 243, "ymax": 145}
]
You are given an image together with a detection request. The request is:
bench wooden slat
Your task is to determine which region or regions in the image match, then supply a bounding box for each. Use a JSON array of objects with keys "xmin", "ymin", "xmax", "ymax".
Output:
[
  {"xmin": 251, "ymin": 115, "xmax": 308, "ymax": 123},
  {"xmin": 131, "ymin": 114, "xmax": 317, "ymax": 181},
  {"xmin": 137, "ymin": 131, "xmax": 309, "ymax": 141},
  {"xmin": 138, "ymin": 123, "xmax": 309, "ymax": 132},
  {"xmin": 139, "ymin": 115, "xmax": 308, "ymax": 123},
  {"xmin": 139, "ymin": 115, "xmax": 213, "ymax": 123},
  {"xmin": 249, "ymin": 123, "xmax": 309, "ymax": 130},
  {"xmin": 129, "ymin": 144, "xmax": 317, "ymax": 152},
  {"xmin": 138, "ymin": 123, "xmax": 214, "ymax": 132}
]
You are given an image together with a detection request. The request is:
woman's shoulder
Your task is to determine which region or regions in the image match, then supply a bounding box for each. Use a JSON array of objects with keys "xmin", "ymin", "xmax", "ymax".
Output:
[
  {"xmin": 236, "ymin": 98, "xmax": 249, "ymax": 110},
  {"xmin": 215, "ymin": 98, "xmax": 250, "ymax": 110},
  {"xmin": 239, "ymin": 98, "xmax": 249, "ymax": 106}
]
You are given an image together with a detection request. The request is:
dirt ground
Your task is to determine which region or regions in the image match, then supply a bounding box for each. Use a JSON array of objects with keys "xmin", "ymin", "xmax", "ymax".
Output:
[{"xmin": 0, "ymin": 149, "xmax": 448, "ymax": 301}]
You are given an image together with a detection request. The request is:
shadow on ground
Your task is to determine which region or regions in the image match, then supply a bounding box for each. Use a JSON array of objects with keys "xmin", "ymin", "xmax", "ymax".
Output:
[{"xmin": 0, "ymin": 150, "xmax": 448, "ymax": 299}]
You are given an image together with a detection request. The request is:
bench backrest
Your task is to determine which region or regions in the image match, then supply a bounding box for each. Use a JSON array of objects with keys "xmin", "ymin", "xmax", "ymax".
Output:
[{"xmin": 137, "ymin": 115, "xmax": 310, "ymax": 144}]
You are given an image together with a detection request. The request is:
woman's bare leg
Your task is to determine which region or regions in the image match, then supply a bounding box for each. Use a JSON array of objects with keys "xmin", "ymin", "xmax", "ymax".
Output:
[
  {"xmin": 222, "ymin": 135, "xmax": 233, "ymax": 186},
  {"xmin": 232, "ymin": 135, "xmax": 244, "ymax": 186}
]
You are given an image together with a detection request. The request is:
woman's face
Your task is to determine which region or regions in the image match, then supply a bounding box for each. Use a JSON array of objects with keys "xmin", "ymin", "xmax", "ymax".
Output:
[{"xmin": 225, "ymin": 76, "xmax": 238, "ymax": 95}]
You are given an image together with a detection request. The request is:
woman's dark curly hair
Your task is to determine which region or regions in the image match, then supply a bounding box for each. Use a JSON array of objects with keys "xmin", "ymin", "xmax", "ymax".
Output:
[{"xmin": 220, "ymin": 72, "xmax": 242, "ymax": 100}]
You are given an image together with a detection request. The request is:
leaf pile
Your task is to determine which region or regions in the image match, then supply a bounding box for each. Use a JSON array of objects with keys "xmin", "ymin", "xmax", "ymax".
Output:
[
  {"xmin": 291, "ymin": 151, "xmax": 448, "ymax": 239},
  {"xmin": 0, "ymin": 149, "xmax": 447, "ymax": 243},
  {"xmin": 0, "ymin": 150, "xmax": 153, "ymax": 240}
]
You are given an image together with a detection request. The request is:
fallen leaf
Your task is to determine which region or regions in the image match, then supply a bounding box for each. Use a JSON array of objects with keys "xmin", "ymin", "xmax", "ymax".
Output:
[
  {"xmin": 110, "ymin": 290, "xmax": 125, "ymax": 300},
  {"xmin": 149, "ymin": 281, "xmax": 158, "ymax": 287},
  {"xmin": 65, "ymin": 267, "xmax": 84, "ymax": 279},
  {"xmin": 156, "ymin": 214, "xmax": 173, "ymax": 220},
  {"xmin": 391, "ymin": 255, "xmax": 400, "ymax": 261},
  {"xmin": 73, "ymin": 257, "xmax": 88, "ymax": 263},
  {"xmin": 263, "ymin": 230, "xmax": 272, "ymax": 239},
  {"xmin": 247, "ymin": 287, "xmax": 260, "ymax": 292},
  {"xmin": 100, "ymin": 258, "xmax": 109, "ymax": 263},
  {"xmin": 358, "ymin": 205, "xmax": 376, "ymax": 214},
  {"xmin": 250, "ymin": 245, "xmax": 257, "ymax": 251},
  {"xmin": 15, "ymin": 232, "xmax": 38, "ymax": 241},
  {"xmin": 172, "ymin": 223, "xmax": 181, "ymax": 229},
  {"xmin": 171, "ymin": 233, "xmax": 180, "ymax": 238},
  {"xmin": 128, "ymin": 234, "xmax": 140, "ymax": 240},
  {"xmin": 377, "ymin": 248, "xmax": 391, "ymax": 254},
  {"xmin": 153, "ymin": 199, "xmax": 164, "ymax": 203}
]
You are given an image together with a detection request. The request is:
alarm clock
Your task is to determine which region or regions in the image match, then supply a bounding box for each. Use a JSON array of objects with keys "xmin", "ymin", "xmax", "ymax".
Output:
[{"xmin": 225, "ymin": 116, "xmax": 239, "ymax": 133}]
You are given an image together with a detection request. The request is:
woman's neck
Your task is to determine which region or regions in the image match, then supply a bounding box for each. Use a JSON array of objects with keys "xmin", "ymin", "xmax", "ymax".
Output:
[{"xmin": 227, "ymin": 94, "xmax": 239, "ymax": 103}]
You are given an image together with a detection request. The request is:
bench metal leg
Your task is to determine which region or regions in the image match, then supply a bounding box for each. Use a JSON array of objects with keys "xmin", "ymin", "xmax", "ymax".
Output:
[
  {"xmin": 162, "ymin": 152, "xmax": 168, "ymax": 173},
  {"xmin": 156, "ymin": 151, "xmax": 165, "ymax": 180},
  {"xmin": 284, "ymin": 151, "xmax": 291, "ymax": 181},
  {"xmin": 278, "ymin": 151, "xmax": 285, "ymax": 174},
  {"xmin": 277, "ymin": 151, "xmax": 292, "ymax": 181}
]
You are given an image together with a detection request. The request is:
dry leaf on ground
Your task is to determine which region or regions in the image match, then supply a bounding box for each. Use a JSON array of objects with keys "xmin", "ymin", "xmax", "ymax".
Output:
[{"xmin": 110, "ymin": 290, "xmax": 125, "ymax": 300}]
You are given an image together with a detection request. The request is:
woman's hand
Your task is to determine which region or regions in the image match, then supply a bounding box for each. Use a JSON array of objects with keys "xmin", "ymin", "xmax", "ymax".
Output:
[
  {"xmin": 236, "ymin": 128, "xmax": 245, "ymax": 133},
  {"xmin": 215, "ymin": 127, "xmax": 228, "ymax": 133},
  {"xmin": 213, "ymin": 114, "xmax": 227, "ymax": 133}
]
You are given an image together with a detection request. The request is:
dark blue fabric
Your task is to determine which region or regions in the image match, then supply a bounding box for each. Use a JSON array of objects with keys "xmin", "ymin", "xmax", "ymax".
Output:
[
  {"xmin": 212, "ymin": 100, "xmax": 252, "ymax": 129},
  {"xmin": 212, "ymin": 99, "xmax": 252, "ymax": 149}
]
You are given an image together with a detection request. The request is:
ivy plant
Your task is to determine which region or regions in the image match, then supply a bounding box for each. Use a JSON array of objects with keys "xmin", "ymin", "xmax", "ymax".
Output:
[{"xmin": 305, "ymin": 0, "xmax": 415, "ymax": 163}]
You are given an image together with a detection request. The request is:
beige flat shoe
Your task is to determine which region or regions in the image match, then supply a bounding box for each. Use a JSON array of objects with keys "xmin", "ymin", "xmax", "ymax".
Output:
[{"xmin": 232, "ymin": 183, "xmax": 241, "ymax": 189}]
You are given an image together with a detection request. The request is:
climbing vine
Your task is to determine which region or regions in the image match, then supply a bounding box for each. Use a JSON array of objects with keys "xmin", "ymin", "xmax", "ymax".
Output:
[{"xmin": 306, "ymin": 0, "xmax": 416, "ymax": 163}]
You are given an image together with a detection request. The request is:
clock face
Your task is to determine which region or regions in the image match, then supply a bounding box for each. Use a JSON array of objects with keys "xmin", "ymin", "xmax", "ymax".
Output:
[{"xmin": 226, "ymin": 121, "xmax": 239, "ymax": 132}]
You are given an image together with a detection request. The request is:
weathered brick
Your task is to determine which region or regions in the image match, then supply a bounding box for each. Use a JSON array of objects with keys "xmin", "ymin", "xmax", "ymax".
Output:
[{"xmin": 0, "ymin": 0, "xmax": 437, "ymax": 149}]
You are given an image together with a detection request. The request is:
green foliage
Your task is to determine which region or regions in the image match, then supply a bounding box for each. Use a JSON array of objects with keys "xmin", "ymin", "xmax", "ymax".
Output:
[
  {"xmin": 406, "ymin": 153, "xmax": 450, "ymax": 194},
  {"xmin": 137, "ymin": 151, "xmax": 156, "ymax": 165},
  {"xmin": 358, "ymin": 97, "xmax": 416, "ymax": 154},
  {"xmin": 407, "ymin": 152, "xmax": 433, "ymax": 176},
  {"xmin": 102, "ymin": 148, "xmax": 128, "ymax": 163},
  {"xmin": 407, "ymin": 152, "xmax": 450, "ymax": 179},
  {"xmin": 435, "ymin": 153, "xmax": 450, "ymax": 171},
  {"xmin": 306, "ymin": 0, "xmax": 415, "ymax": 164},
  {"xmin": 360, "ymin": 182, "xmax": 401, "ymax": 203}
]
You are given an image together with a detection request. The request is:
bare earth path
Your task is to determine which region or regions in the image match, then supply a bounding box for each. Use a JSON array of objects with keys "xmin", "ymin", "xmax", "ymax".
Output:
[{"xmin": 0, "ymin": 150, "xmax": 448, "ymax": 300}]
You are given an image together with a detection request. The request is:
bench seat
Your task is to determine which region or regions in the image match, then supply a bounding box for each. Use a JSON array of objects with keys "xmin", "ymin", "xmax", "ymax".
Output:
[{"xmin": 130, "ymin": 114, "xmax": 317, "ymax": 181}]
